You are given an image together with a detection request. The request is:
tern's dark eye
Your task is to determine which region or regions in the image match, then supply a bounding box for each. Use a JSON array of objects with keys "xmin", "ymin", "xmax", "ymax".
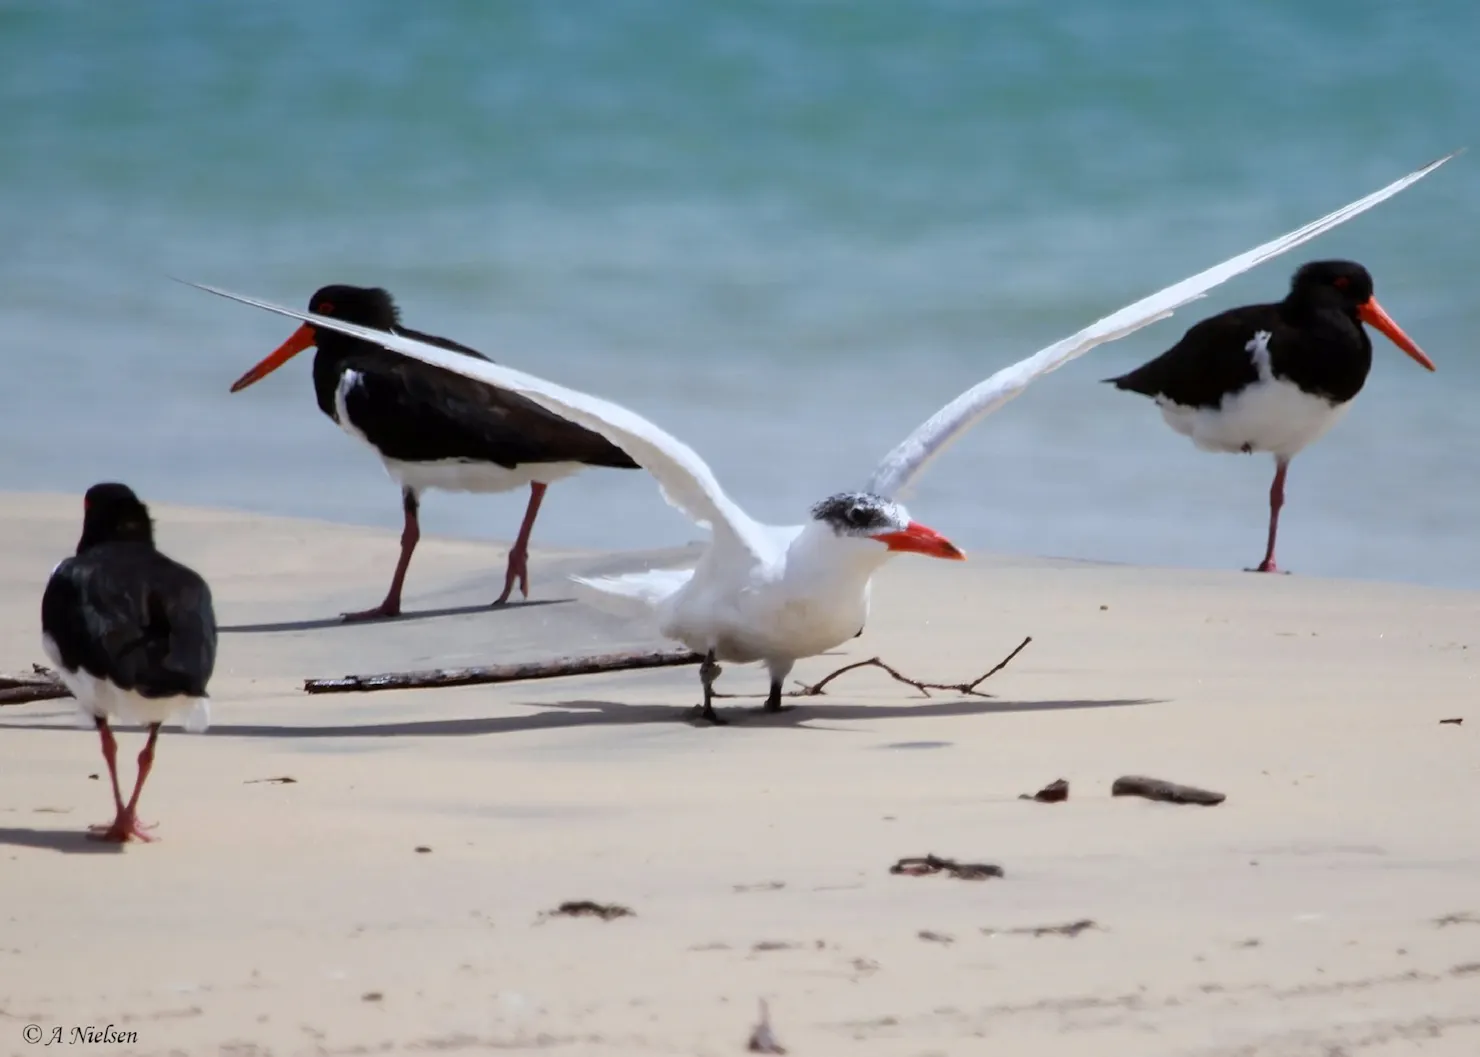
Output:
[{"xmin": 847, "ymin": 506, "xmax": 872, "ymax": 527}]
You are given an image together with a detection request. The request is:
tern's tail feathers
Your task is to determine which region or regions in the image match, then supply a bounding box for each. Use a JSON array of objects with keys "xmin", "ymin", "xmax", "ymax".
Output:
[{"xmin": 569, "ymin": 568, "xmax": 694, "ymax": 621}]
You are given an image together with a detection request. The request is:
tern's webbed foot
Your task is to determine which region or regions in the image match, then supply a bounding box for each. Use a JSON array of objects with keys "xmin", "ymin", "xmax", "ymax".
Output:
[{"xmin": 687, "ymin": 704, "xmax": 730, "ymax": 726}]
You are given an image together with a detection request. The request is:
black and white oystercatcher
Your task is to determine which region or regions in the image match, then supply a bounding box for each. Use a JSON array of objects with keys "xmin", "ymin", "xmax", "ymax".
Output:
[
  {"xmin": 1105, "ymin": 260, "xmax": 1435, "ymax": 573},
  {"xmin": 227, "ymin": 285, "xmax": 639, "ymax": 621},
  {"xmin": 41, "ymin": 484, "xmax": 217, "ymax": 843}
]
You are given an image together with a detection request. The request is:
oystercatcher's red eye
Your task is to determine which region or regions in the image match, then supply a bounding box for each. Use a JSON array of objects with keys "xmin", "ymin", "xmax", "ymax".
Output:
[
  {"xmin": 1333, "ymin": 276, "xmax": 1349, "ymax": 290},
  {"xmin": 317, "ymin": 301, "xmax": 335, "ymax": 314}
]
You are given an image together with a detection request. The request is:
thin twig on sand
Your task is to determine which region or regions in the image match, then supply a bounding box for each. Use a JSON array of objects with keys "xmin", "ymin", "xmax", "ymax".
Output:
[
  {"xmin": 0, "ymin": 664, "xmax": 70, "ymax": 706},
  {"xmin": 791, "ymin": 635, "xmax": 1033, "ymax": 699},
  {"xmin": 303, "ymin": 647, "xmax": 704, "ymax": 695}
]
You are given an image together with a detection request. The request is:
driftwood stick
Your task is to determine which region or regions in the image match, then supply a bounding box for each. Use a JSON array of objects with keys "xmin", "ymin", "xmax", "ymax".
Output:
[
  {"xmin": 791, "ymin": 635, "xmax": 1033, "ymax": 700},
  {"xmin": 0, "ymin": 665, "xmax": 71, "ymax": 706},
  {"xmin": 302, "ymin": 647, "xmax": 705, "ymax": 695}
]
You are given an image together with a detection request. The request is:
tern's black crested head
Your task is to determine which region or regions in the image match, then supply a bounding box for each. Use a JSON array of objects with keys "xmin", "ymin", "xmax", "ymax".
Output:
[
  {"xmin": 809, "ymin": 491, "xmax": 909, "ymax": 537},
  {"xmin": 77, "ymin": 482, "xmax": 154, "ymax": 553},
  {"xmin": 307, "ymin": 285, "xmax": 400, "ymax": 330},
  {"xmin": 1290, "ymin": 260, "xmax": 1374, "ymax": 309}
]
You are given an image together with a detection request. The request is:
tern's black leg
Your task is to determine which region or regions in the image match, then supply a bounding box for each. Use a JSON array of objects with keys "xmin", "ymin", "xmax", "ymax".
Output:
[
  {"xmin": 762, "ymin": 678, "xmax": 788, "ymax": 713},
  {"xmin": 696, "ymin": 649, "xmax": 728, "ymax": 725},
  {"xmin": 761, "ymin": 659, "xmax": 794, "ymax": 713}
]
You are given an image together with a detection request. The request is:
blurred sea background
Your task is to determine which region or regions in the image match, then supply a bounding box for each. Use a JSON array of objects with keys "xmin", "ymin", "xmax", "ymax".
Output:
[{"xmin": 2, "ymin": 0, "xmax": 1476, "ymax": 587}]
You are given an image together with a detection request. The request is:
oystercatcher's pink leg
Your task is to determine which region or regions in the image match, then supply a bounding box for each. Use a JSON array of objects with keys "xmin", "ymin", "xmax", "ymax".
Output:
[
  {"xmin": 343, "ymin": 489, "xmax": 420, "ymax": 622},
  {"xmin": 86, "ymin": 716, "xmax": 126, "ymax": 838},
  {"xmin": 495, "ymin": 483, "xmax": 547, "ymax": 605},
  {"xmin": 88, "ymin": 721, "xmax": 159, "ymax": 843},
  {"xmin": 1249, "ymin": 458, "xmax": 1289, "ymax": 574}
]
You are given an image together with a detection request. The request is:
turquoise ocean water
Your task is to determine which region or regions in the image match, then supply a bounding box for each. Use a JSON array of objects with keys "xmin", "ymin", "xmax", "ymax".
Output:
[{"xmin": 2, "ymin": 1, "xmax": 1477, "ymax": 586}]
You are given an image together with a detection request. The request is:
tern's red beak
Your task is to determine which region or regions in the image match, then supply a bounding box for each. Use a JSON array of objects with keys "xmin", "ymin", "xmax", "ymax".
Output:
[
  {"xmin": 871, "ymin": 521, "xmax": 966, "ymax": 561},
  {"xmin": 229, "ymin": 323, "xmax": 317, "ymax": 392},
  {"xmin": 1358, "ymin": 297, "xmax": 1434, "ymax": 372}
]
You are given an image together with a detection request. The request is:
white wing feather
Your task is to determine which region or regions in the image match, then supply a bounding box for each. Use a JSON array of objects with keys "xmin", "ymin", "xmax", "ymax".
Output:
[
  {"xmin": 866, "ymin": 151, "xmax": 1459, "ymax": 499},
  {"xmin": 182, "ymin": 283, "xmax": 773, "ymax": 559}
]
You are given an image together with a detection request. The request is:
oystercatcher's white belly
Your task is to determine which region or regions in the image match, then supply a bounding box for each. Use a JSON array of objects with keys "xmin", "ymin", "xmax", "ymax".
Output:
[
  {"xmin": 1154, "ymin": 330, "xmax": 1352, "ymax": 460},
  {"xmin": 1157, "ymin": 377, "xmax": 1348, "ymax": 460},
  {"xmin": 42, "ymin": 633, "xmax": 211, "ymax": 733},
  {"xmin": 381, "ymin": 457, "xmax": 588, "ymax": 494}
]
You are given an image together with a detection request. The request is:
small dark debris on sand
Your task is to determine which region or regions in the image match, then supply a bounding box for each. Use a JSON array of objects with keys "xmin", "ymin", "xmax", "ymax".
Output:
[
  {"xmin": 414, "ymin": 845, "xmax": 432, "ymax": 854},
  {"xmin": 734, "ymin": 881, "xmax": 786, "ymax": 893},
  {"xmin": 1434, "ymin": 911, "xmax": 1480, "ymax": 928},
  {"xmin": 983, "ymin": 919, "xmax": 1098, "ymax": 939},
  {"xmin": 751, "ymin": 940, "xmax": 825, "ymax": 952},
  {"xmin": 890, "ymin": 854, "xmax": 1004, "ymax": 880},
  {"xmin": 918, "ymin": 930, "xmax": 954, "ymax": 944},
  {"xmin": 1112, "ymin": 775, "xmax": 1225, "ymax": 806},
  {"xmin": 1019, "ymin": 778, "xmax": 1069, "ymax": 803},
  {"xmin": 1440, "ymin": 717, "xmax": 1463, "ymax": 725},
  {"xmin": 88, "ymin": 773, "xmax": 98, "ymax": 781},
  {"xmin": 361, "ymin": 991, "xmax": 383, "ymax": 1003},
  {"xmin": 244, "ymin": 775, "xmax": 298, "ymax": 785},
  {"xmin": 548, "ymin": 900, "xmax": 633, "ymax": 921},
  {"xmin": 1451, "ymin": 962, "xmax": 1480, "ymax": 977},
  {"xmin": 747, "ymin": 999, "xmax": 786, "ymax": 1054}
]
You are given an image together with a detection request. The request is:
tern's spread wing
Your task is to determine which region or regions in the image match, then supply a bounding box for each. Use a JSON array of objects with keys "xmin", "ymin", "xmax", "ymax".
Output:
[
  {"xmin": 866, "ymin": 151, "xmax": 1459, "ymax": 499},
  {"xmin": 184, "ymin": 283, "xmax": 773, "ymax": 560}
]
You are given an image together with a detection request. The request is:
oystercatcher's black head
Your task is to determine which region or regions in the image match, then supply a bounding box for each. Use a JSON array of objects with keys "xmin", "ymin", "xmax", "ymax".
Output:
[
  {"xmin": 809, "ymin": 491, "xmax": 965, "ymax": 560},
  {"xmin": 1289, "ymin": 260, "xmax": 1435, "ymax": 371},
  {"xmin": 229, "ymin": 285, "xmax": 400, "ymax": 393},
  {"xmin": 77, "ymin": 483, "xmax": 154, "ymax": 554}
]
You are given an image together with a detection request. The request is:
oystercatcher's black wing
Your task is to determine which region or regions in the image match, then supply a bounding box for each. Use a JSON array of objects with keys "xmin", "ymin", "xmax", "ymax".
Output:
[
  {"xmin": 41, "ymin": 544, "xmax": 217, "ymax": 698},
  {"xmin": 1104, "ymin": 304, "xmax": 1283, "ymax": 409},
  {"xmin": 337, "ymin": 325, "xmax": 640, "ymax": 470}
]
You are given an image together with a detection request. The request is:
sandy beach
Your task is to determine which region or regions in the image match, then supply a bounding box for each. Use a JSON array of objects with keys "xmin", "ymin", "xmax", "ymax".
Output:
[{"xmin": 2, "ymin": 490, "xmax": 1477, "ymax": 1056}]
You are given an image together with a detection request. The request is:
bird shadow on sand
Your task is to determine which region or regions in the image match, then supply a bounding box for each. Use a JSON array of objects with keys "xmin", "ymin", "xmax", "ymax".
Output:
[
  {"xmin": 0, "ymin": 826, "xmax": 124, "ymax": 855},
  {"xmin": 183, "ymin": 695, "xmax": 1160, "ymax": 740},
  {"xmin": 220, "ymin": 597, "xmax": 569, "ymax": 634}
]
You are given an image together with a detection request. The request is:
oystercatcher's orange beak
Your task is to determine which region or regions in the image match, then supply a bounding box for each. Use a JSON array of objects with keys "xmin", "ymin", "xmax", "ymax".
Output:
[
  {"xmin": 1358, "ymin": 298, "xmax": 1434, "ymax": 372},
  {"xmin": 229, "ymin": 323, "xmax": 317, "ymax": 392},
  {"xmin": 871, "ymin": 521, "xmax": 966, "ymax": 561}
]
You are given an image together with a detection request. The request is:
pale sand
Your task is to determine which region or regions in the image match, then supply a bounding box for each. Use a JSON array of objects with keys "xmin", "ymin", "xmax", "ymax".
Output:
[{"xmin": 1, "ymin": 491, "xmax": 1478, "ymax": 1056}]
